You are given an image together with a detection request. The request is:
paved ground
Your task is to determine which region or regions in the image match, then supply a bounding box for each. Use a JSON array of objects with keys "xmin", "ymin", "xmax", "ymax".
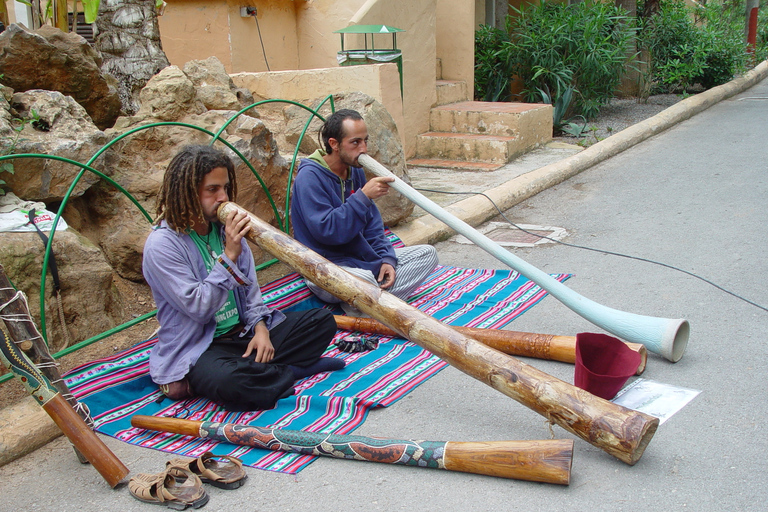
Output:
[{"xmin": 1, "ymin": 74, "xmax": 766, "ymax": 511}]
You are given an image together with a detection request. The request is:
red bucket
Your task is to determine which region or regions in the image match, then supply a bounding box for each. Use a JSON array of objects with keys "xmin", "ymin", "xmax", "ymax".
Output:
[{"xmin": 574, "ymin": 333, "xmax": 641, "ymax": 400}]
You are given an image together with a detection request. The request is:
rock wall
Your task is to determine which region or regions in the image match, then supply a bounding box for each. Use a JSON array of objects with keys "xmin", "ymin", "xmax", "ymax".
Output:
[
  {"xmin": 0, "ymin": 24, "xmax": 121, "ymax": 130},
  {"xmin": 0, "ymin": 53, "xmax": 415, "ymax": 352},
  {"xmin": 0, "ymin": 230, "xmax": 124, "ymax": 353}
]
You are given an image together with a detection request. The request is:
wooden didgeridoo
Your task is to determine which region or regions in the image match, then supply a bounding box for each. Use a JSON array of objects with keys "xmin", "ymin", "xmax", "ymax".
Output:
[
  {"xmin": 132, "ymin": 415, "xmax": 573, "ymax": 485},
  {"xmin": 334, "ymin": 315, "xmax": 647, "ymax": 375},
  {"xmin": 0, "ymin": 263, "xmax": 95, "ymax": 463},
  {"xmin": 0, "ymin": 330, "xmax": 130, "ymax": 488},
  {"xmin": 219, "ymin": 202, "xmax": 658, "ymax": 465}
]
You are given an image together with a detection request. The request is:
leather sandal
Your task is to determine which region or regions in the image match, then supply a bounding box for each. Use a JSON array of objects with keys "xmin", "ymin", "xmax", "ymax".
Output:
[
  {"xmin": 128, "ymin": 465, "xmax": 209, "ymax": 510},
  {"xmin": 167, "ymin": 452, "xmax": 247, "ymax": 490}
]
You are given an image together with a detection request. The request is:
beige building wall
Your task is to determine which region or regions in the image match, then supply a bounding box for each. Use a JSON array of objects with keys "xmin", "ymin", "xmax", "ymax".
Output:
[
  {"xmin": 1, "ymin": 0, "xmax": 473, "ymax": 158},
  {"xmin": 347, "ymin": 0, "xmax": 437, "ymax": 158},
  {"xmin": 436, "ymin": 0, "xmax": 475, "ymax": 93},
  {"xmin": 157, "ymin": 0, "xmax": 300, "ymax": 73},
  {"xmin": 232, "ymin": 62, "xmax": 404, "ymax": 135},
  {"xmin": 3, "ymin": 0, "xmax": 471, "ymax": 158},
  {"xmin": 291, "ymin": 0, "xmax": 438, "ymax": 157},
  {"xmin": 294, "ymin": 0, "xmax": 364, "ymax": 70}
]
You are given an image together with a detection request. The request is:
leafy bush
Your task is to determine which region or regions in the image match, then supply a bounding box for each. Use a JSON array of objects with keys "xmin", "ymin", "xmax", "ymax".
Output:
[
  {"xmin": 476, "ymin": 1, "xmax": 635, "ymax": 120},
  {"xmin": 639, "ymin": 0, "xmax": 751, "ymax": 93},
  {"xmin": 474, "ymin": 25, "xmax": 516, "ymax": 102},
  {"xmin": 537, "ymin": 85, "xmax": 586, "ymax": 136}
]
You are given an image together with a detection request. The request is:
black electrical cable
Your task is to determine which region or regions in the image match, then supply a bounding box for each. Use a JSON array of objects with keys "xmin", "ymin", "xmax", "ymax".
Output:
[
  {"xmin": 414, "ymin": 187, "xmax": 768, "ymax": 313},
  {"xmin": 254, "ymin": 14, "xmax": 270, "ymax": 71}
]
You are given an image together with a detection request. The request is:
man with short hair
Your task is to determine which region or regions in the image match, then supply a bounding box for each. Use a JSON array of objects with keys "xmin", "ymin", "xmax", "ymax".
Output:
[
  {"xmin": 291, "ymin": 109, "xmax": 438, "ymax": 311},
  {"xmin": 143, "ymin": 145, "xmax": 344, "ymax": 411}
]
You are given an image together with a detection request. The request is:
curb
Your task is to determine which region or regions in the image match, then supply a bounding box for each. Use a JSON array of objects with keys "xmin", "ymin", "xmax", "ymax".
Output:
[
  {"xmin": 392, "ymin": 59, "xmax": 768, "ymax": 246},
  {"xmin": 0, "ymin": 396, "xmax": 60, "ymax": 466},
  {"xmin": 1, "ymin": 60, "xmax": 766, "ymax": 468}
]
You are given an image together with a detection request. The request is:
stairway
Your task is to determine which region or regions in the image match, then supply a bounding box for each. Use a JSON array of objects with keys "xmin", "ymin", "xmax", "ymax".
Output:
[{"xmin": 408, "ymin": 80, "xmax": 553, "ymax": 171}]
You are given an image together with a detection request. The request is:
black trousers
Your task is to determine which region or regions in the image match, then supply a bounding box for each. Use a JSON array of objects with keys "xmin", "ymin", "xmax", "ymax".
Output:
[{"xmin": 187, "ymin": 308, "xmax": 336, "ymax": 411}]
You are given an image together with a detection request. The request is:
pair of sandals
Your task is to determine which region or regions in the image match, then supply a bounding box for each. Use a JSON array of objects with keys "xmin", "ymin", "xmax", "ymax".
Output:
[{"xmin": 129, "ymin": 452, "xmax": 247, "ymax": 510}]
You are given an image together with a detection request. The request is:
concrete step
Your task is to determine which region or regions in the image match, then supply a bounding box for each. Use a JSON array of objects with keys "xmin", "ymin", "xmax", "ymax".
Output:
[
  {"xmin": 415, "ymin": 131, "xmax": 525, "ymax": 165},
  {"xmin": 435, "ymin": 80, "xmax": 469, "ymax": 106},
  {"xmin": 411, "ymin": 99, "xmax": 553, "ymax": 170},
  {"xmin": 407, "ymin": 158, "xmax": 502, "ymax": 171},
  {"xmin": 429, "ymin": 101, "xmax": 552, "ymax": 140}
]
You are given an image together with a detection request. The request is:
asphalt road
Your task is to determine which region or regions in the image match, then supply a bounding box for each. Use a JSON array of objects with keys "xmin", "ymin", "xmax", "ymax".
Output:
[{"xmin": 1, "ymin": 78, "xmax": 766, "ymax": 511}]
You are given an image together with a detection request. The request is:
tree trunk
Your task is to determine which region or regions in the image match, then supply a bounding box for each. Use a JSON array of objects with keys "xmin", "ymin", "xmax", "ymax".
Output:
[
  {"xmin": 615, "ymin": 0, "xmax": 641, "ymax": 97},
  {"xmin": 745, "ymin": 0, "xmax": 759, "ymax": 41},
  {"xmin": 640, "ymin": 0, "xmax": 660, "ymax": 19},
  {"xmin": 93, "ymin": 0, "xmax": 170, "ymax": 115},
  {"xmin": 0, "ymin": 1, "xmax": 8, "ymax": 27},
  {"xmin": 54, "ymin": 0, "xmax": 68, "ymax": 31}
]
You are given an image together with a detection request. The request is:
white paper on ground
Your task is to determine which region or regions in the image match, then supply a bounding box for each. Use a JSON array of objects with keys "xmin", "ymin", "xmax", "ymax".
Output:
[{"xmin": 611, "ymin": 378, "xmax": 701, "ymax": 424}]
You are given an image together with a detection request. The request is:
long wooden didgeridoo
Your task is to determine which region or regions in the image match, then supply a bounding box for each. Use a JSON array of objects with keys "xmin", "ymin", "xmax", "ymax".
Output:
[
  {"xmin": 131, "ymin": 415, "xmax": 573, "ymax": 485},
  {"xmin": 218, "ymin": 202, "xmax": 658, "ymax": 465},
  {"xmin": 334, "ymin": 315, "xmax": 647, "ymax": 375},
  {"xmin": 0, "ymin": 330, "xmax": 130, "ymax": 488},
  {"xmin": 0, "ymin": 263, "xmax": 94, "ymax": 463}
]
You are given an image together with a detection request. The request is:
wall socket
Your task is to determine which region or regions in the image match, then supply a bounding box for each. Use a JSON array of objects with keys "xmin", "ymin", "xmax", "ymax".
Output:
[{"xmin": 240, "ymin": 6, "xmax": 257, "ymax": 17}]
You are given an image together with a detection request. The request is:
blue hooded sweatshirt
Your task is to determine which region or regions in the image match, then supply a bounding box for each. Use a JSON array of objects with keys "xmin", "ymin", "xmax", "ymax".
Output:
[{"xmin": 290, "ymin": 150, "xmax": 397, "ymax": 275}]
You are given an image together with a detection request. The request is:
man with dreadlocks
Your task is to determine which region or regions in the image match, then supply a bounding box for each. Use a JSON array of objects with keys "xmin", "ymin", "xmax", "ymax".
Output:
[
  {"xmin": 142, "ymin": 145, "xmax": 344, "ymax": 411},
  {"xmin": 291, "ymin": 109, "xmax": 438, "ymax": 315}
]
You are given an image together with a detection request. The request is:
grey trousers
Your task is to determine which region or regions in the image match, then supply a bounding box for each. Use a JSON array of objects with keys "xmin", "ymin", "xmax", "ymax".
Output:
[{"xmin": 306, "ymin": 245, "xmax": 439, "ymax": 303}]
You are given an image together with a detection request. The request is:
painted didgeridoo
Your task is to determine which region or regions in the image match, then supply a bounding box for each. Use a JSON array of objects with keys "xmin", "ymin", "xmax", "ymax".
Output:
[
  {"xmin": 359, "ymin": 153, "xmax": 689, "ymax": 363},
  {"xmin": 217, "ymin": 202, "xmax": 658, "ymax": 465},
  {"xmin": 0, "ymin": 263, "xmax": 95, "ymax": 463},
  {"xmin": 0, "ymin": 330, "xmax": 130, "ymax": 488},
  {"xmin": 334, "ymin": 315, "xmax": 647, "ymax": 375},
  {"xmin": 131, "ymin": 415, "xmax": 573, "ymax": 485}
]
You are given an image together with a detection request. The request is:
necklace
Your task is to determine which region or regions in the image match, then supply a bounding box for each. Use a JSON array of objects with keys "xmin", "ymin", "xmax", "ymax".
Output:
[
  {"xmin": 193, "ymin": 226, "xmax": 218, "ymax": 259},
  {"xmin": 203, "ymin": 229, "xmax": 217, "ymax": 258}
]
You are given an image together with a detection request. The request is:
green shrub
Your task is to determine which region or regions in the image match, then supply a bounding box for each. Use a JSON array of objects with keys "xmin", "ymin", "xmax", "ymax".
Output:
[
  {"xmin": 474, "ymin": 25, "xmax": 516, "ymax": 102},
  {"xmin": 639, "ymin": 0, "xmax": 751, "ymax": 93},
  {"xmin": 502, "ymin": 1, "xmax": 635, "ymax": 120}
]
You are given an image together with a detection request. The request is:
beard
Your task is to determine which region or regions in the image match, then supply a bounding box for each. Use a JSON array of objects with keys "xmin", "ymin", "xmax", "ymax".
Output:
[{"xmin": 338, "ymin": 149, "xmax": 360, "ymax": 168}]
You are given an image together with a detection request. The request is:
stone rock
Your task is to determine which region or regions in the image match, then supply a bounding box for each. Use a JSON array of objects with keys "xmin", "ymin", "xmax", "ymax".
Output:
[
  {"xmin": 0, "ymin": 90, "xmax": 110, "ymax": 202},
  {"xmin": 196, "ymin": 86, "xmax": 241, "ymax": 111},
  {"xmin": 71, "ymin": 106, "xmax": 289, "ymax": 280},
  {"xmin": 0, "ymin": 24, "xmax": 122, "ymax": 130},
  {"xmin": 0, "ymin": 84, "xmax": 13, "ymax": 138},
  {"xmin": 183, "ymin": 57, "xmax": 253, "ymax": 111},
  {"xmin": 284, "ymin": 92, "xmax": 413, "ymax": 226},
  {"xmin": 183, "ymin": 56, "xmax": 236, "ymax": 90},
  {"xmin": 64, "ymin": 180, "xmax": 156, "ymax": 282},
  {"xmin": 135, "ymin": 66, "xmax": 205, "ymax": 122},
  {"xmin": 234, "ymin": 88, "xmax": 255, "ymax": 107},
  {"xmin": 0, "ymin": 229, "xmax": 125, "ymax": 354}
]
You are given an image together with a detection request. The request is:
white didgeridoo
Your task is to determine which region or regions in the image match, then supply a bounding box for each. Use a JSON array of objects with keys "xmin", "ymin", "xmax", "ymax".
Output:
[
  {"xmin": 217, "ymin": 202, "xmax": 658, "ymax": 466},
  {"xmin": 358, "ymin": 153, "xmax": 689, "ymax": 363}
]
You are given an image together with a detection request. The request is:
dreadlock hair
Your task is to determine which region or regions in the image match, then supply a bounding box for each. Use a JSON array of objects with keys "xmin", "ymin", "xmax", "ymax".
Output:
[
  {"xmin": 319, "ymin": 109, "xmax": 364, "ymax": 155},
  {"xmin": 155, "ymin": 145, "xmax": 237, "ymax": 232}
]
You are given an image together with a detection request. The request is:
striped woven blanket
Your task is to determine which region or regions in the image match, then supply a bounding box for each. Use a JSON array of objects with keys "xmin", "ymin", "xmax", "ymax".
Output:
[{"xmin": 65, "ymin": 265, "xmax": 569, "ymax": 474}]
